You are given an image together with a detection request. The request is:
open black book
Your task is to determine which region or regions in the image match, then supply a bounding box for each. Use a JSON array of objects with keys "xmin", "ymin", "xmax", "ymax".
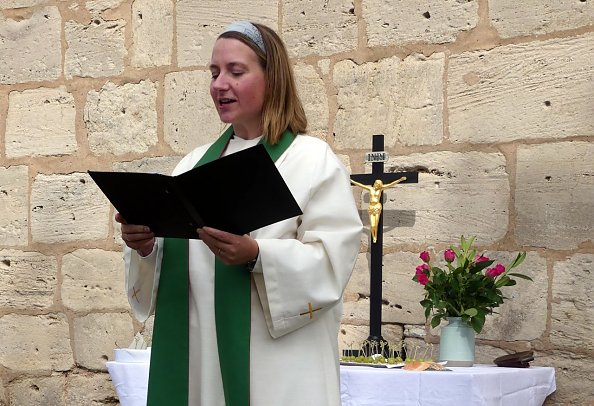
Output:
[{"xmin": 89, "ymin": 144, "xmax": 303, "ymax": 239}]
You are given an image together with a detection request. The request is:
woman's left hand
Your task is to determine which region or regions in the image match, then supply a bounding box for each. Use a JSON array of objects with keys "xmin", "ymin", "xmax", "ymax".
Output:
[{"xmin": 197, "ymin": 226, "xmax": 259, "ymax": 265}]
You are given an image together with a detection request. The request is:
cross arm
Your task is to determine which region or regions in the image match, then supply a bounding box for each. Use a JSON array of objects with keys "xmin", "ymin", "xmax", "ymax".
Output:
[{"xmin": 350, "ymin": 171, "xmax": 419, "ymax": 185}]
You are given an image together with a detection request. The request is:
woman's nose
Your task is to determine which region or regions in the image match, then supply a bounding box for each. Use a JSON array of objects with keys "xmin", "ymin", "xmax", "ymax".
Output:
[{"xmin": 212, "ymin": 74, "xmax": 229, "ymax": 90}]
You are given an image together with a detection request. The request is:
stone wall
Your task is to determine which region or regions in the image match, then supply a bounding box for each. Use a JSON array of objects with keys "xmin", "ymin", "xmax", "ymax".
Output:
[{"xmin": 1, "ymin": 0, "xmax": 592, "ymax": 404}]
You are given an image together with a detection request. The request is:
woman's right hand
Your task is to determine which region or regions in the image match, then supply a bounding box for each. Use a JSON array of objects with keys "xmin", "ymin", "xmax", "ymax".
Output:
[{"xmin": 115, "ymin": 213, "xmax": 155, "ymax": 257}]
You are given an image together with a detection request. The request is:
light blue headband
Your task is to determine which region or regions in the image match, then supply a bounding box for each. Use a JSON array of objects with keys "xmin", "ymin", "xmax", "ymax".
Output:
[{"xmin": 222, "ymin": 21, "xmax": 266, "ymax": 54}]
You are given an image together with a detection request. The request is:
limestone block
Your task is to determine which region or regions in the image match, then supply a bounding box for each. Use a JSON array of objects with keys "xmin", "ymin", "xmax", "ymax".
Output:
[
  {"xmin": 64, "ymin": 18, "xmax": 126, "ymax": 79},
  {"xmin": 338, "ymin": 324, "xmax": 404, "ymax": 355},
  {"xmin": 140, "ymin": 315, "xmax": 154, "ymax": 345},
  {"xmin": 113, "ymin": 156, "xmax": 181, "ymax": 175},
  {"xmin": 73, "ymin": 313, "xmax": 135, "ymax": 370},
  {"xmin": 477, "ymin": 252, "xmax": 547, "ymax": 341},
  {"xmin": 9, "ymin": 375, "xmax": 65, "ymax": 406},
  {"xmin": 333, "ymin": 54, "xmax": 444, "ymax": 149},
  {"xmin": 0, "ymin": 166, "xmax": 28, "ymax": 245},
  {"xmin": 0, "ymin": 250, "xmax": 57, "ymax": 310},
  {"xmin": 404, "ymin": 325, "xmax": 426, "ymax": 339},
  {"xmin": 343, "ymin": 252, "xmax": 427, "ymax": 325},
  {"xmin": 551, "ymin": 254, "xmax": 594, "ymax": 352},
  {"xmin": 164, "ymin": 71, "xmax": 225, "ymax": 154},
  {"xmin": 294, "ymin": 64, "xmax": 329, "ymax": 139},
  {"xmin": 0, "ymin": 314, "xmax": 73, "ymax": 372},
  {"xmin": 5, "ymin": 86, "xmax": 76, "ymax": 158},
  {"xmin": 336, "ymin": 154, "xmax": 352, "ymax": 173},
  {"xmin": 31, "ymin": 173, "xmax": 110, "ymax": 243},
  {"xmin": 449, "ymin": 34, "xmax": 594, "ymax": 143},
  {"xmin": 283, "ymin": 0, "xmax": 357, "ymax": 58},
  {"xmin": 131, "ymin": 0, "xmax": 173, "ymax": 68},
  {"xmin": 86, "ymin": 0, "xmax": 126, "ymax": 15},
  {"xmin": 65, "ymin": 373, "xmax": 118, "ymax": 405},
  {"xmin": 176, "ymin": 0, "xmax": 278, "ymax": 67},
  {"xmin": 516, "ymin": 142, "xmax": 594, "ymax": 250},
  {"xmin": 0, "ymin": 7, "xmax": 61, "ymax": 84},
  {"xmin": 364, "ymin": 0, "xmax": 478, "ymax": 46},
  {"xmin": 0, "ymin": 0, "xmax": 47, "ymax": 8},
  {"xmin": 85, "ymin": 81, "xmax": 158, "ymax": 155},
  {"xmin": 383, "ymin": 253, "xmax": 429, "ymax": 324},
  {"xmin": 61, "ymin": 249, "xmax": 128, "ymax": 312},
  {"xmin": 474, "ymin": 344, "xmax": 508, "ymax": 365},
  {"xmin": 490, "ymin": 0, "xmax": 594, "ymax": 39},
  {"xmin": 356, "ymin": 151, "xmax": 509, "ymax": 245},
  {"xmin": 396, "ymin": 54, "xmax": 445, "ymax": 146},
  {"xmin": 539, "ymin": 353, "xmax": 594, "ymax": 405},
  {"xmin": 318, "ymin": 59, "xmax": 331, "ymax": 76}
]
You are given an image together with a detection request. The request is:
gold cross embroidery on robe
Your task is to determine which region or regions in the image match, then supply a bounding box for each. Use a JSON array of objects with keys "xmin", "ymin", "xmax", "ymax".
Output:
[{"xmin": 300, "ymin": 302, "xmax": 322, "ymax": 319}]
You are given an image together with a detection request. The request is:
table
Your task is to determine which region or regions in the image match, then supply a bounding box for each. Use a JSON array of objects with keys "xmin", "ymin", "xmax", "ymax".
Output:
[
  {"xmin": 106, "ymin": 356, "xmax": 556, "ymax": 406},
  {"xmin": 340, "ymin": 364, "xmax": 556, "ymax": 406}
]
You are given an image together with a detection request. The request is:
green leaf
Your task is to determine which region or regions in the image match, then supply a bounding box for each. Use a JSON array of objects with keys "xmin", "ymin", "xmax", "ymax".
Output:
[
  {"xmin": 508, "ymin": 272, "xmax": 533, "ymax": 281},
  {"xmin": 508, "ymin": 252, "xmax": 527, "ymax": 270},
  {"xmin": 469, "ymin": 316, "xmax": 484, "ymax": 334},
  {"xmin": 471, "ymin": 259, "xmax": 494, "ymax": 273},
  {"xmin": 495, "ymin": 275, "xmax": 511, "ymax": 288},
  {"xmin": 431, "ymin": 315, "xmax": 442, "ymax": 328},
  {"xmin": 464, "ymin": 308, "xmax": 478, "ymax": 317}
]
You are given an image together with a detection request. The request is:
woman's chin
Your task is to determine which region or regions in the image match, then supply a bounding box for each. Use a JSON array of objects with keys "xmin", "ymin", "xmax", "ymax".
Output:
[{"xmin": 215, "ymin": 114, "xmax": 233, "ymax": 124}]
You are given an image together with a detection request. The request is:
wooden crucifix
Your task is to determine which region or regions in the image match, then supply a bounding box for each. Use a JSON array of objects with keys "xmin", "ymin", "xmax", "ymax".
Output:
[{"xmin": 350, "ymin": 134, "xmax": 418, "ymax": 356}]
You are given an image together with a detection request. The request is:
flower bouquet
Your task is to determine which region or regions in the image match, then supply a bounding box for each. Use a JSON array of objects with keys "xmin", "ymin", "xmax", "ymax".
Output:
[{"xmin": 413, "ymin": 235, "xmax": 532, "ymax": 334}]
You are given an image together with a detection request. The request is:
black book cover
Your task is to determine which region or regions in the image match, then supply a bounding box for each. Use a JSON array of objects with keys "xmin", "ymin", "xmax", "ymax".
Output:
[{"xmin": 89, "ymin": 144, "xmax": 303, "ymax": 239}]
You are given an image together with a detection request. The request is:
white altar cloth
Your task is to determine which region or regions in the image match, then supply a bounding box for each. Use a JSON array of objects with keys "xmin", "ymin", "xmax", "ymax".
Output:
[
  {"xmin": 105, "ymin": 348, "xmax": 150, "ymax": 406},
  {"xmin": 340, "ymin": 364, "xmax": 556, "ymax": 406},
  {"xmin": 106, "ymin": 355, "xmax": 556, "ymax": 406}
]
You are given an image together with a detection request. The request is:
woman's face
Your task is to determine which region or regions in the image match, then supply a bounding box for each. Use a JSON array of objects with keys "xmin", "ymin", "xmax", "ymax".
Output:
[{"xmin": 209, "ymin": 37, "xmax": 266, "ymax": 138}]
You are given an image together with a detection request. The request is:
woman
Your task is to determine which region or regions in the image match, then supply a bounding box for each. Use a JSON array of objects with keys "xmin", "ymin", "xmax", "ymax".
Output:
[{"xmin": 117, "ymin": 21, "xmax": 362, "ymax": 406}]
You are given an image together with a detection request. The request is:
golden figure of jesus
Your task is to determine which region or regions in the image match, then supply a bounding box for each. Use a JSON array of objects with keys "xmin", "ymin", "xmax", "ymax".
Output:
[{"xmin": 351, "ymin": 177, "xmax": 407, "ymax": 243}]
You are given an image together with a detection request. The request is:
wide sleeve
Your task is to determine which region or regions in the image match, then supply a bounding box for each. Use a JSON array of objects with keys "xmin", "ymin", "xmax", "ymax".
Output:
[
  {"xmin": 124, "ymin": 238, "xmax": 164, "ymax": 322},
  {"xmin": 253, "ymin": 142, "xmax": 363, "ymax": 338}
]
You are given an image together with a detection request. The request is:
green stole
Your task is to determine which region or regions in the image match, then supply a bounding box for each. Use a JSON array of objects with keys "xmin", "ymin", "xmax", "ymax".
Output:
[{"xmin": 147, "ymin": 127, "xmax": 295, "ymax": 406}]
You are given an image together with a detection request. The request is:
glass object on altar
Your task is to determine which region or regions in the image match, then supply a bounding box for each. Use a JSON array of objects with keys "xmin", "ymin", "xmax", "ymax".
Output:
[{"xmin": 340, "ymin": 340, "xmax": 437, "ymax": 367}]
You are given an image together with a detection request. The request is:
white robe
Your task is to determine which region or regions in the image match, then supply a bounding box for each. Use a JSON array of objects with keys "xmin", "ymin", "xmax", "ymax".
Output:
[{"xmin": 124, "ymin": 134, "xmax": 363, "ymax": 406}]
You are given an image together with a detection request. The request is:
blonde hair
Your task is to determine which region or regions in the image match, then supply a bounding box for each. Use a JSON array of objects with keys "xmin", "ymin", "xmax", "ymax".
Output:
[{"xmin": 218, "ymin": 23, "xmax": 307, "ymax": 144}]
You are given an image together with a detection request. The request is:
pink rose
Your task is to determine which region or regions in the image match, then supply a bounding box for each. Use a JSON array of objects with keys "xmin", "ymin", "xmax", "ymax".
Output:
[
  {"xmin": 486, "ymin": 263, "xmax": 505, "ymax": 278},
  {"xmin": 416, "ymin": 264, "xmax": 429, "ymax": 275},
  {"xmin": 444, "ymin": 249, "xmax": 456, "ymax": 263},
  {"xmin": 475, "ymin": 254, "xmax": 489, "ymax": 263},
  {"xmin": 417, "ymin": 273, "xmax": 429, "ymax": 285},
  {"xmin": 420, "ymin": 251, "xmax": 430, "ymax": 263}
]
